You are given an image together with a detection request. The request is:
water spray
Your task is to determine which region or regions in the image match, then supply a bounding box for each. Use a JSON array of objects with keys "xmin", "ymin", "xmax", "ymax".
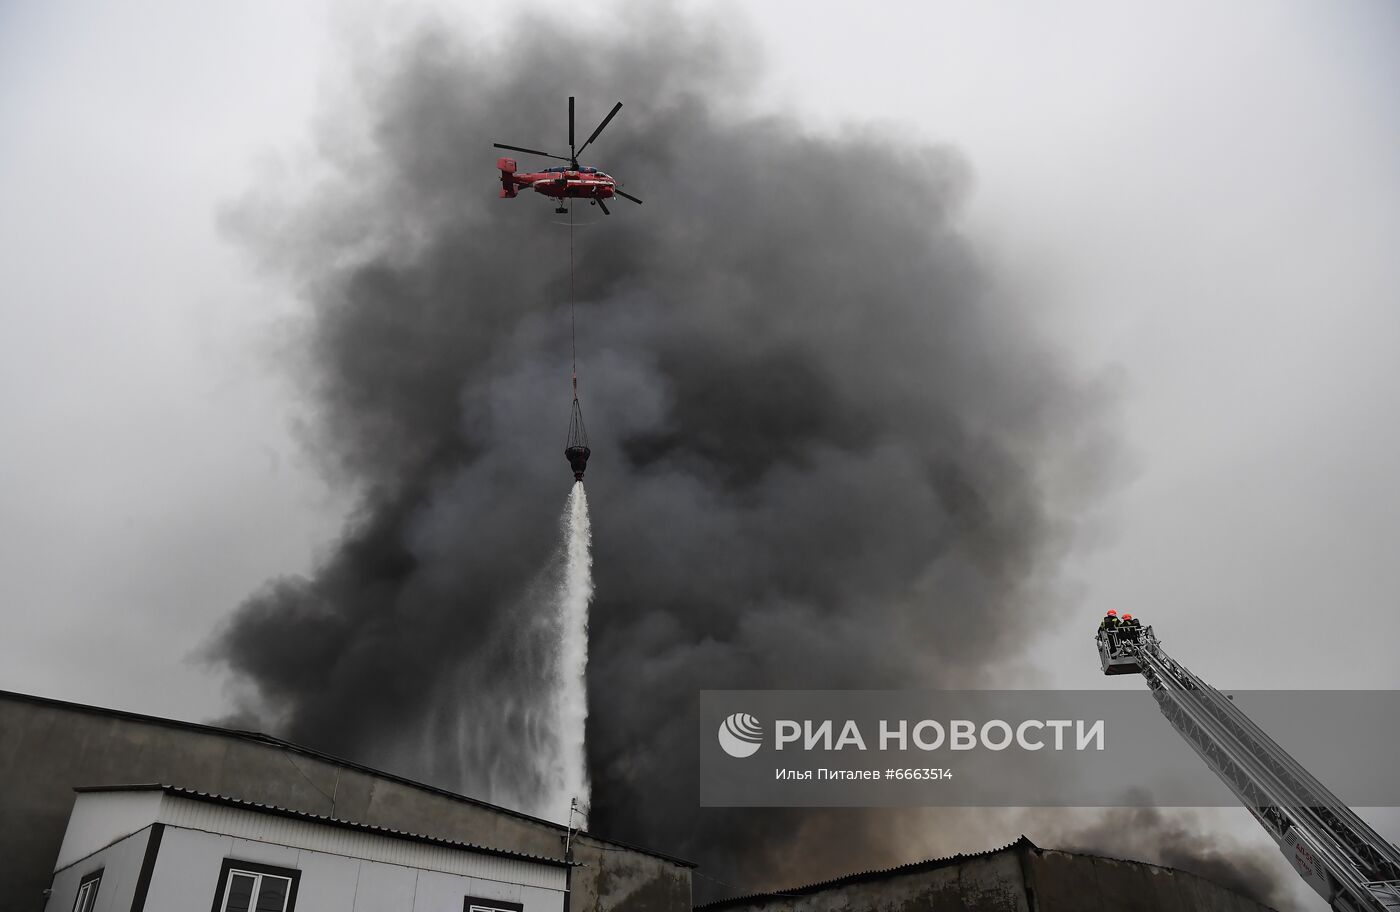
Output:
[{"xmin": 552, "ymin": 483, "xmax": 592, "ymax": 823}]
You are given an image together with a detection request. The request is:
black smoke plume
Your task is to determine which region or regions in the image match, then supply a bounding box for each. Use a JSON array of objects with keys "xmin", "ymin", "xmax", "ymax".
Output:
[{"xmin": 201, "ymin": 2, "xmax": 1245, "ymax": 901}]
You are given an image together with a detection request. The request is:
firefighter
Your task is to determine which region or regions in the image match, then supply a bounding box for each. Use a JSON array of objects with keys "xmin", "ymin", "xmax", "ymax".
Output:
[
  {"xmin": 1098, "ymin": 610, "xmax": 1120, "ymax": 634},
  {"xmin": 1121, "ymin": 613, "xmax": 1141, "ymax": 641}
]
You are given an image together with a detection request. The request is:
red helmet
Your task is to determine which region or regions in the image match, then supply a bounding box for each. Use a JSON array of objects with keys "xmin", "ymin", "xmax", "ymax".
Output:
[
  {"xmin": 1106, "ymin": 610, "xmax": 1117, "ymax": 616},
  {"xmin": 1122, "ymin": 614, "xmax": 1133, "ymax": 620}
]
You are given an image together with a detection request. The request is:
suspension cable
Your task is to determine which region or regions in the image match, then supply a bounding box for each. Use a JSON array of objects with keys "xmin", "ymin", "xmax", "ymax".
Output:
[{"xmin": 569, "ymin": 199, "xmax": 577, "ymax": 397}]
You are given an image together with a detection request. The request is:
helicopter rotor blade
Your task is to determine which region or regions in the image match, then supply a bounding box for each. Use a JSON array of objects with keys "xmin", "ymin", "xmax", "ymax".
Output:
[
  {"xmin": 596, "ymin": 198, "xmax": 611, "ymax": 216},
  {"xmin": 576, "ymin": 102, "xmax": 622, "ymax": 156},
  {"xmin": 615, "ymin": 189, "xmax": 643, "ymax": 205},
  {"xmin": 568, "ymin": 96, "xmax": 575, "ymax": 159},
  {"xmin": 493, "ymin": 142, "xmax": 571, "ymax": 162}
]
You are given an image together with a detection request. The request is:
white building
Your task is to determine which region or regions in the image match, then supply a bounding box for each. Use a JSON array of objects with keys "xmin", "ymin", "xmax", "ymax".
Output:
[{"xmin": 45, "ymin": 785, "xmax": 574, "ymax": 912}]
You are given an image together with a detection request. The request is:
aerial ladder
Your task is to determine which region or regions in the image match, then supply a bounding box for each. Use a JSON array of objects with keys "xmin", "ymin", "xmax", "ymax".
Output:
[{"xmin": 1096, "ymin": 623, "xmax": 1400, "ymax": 911}]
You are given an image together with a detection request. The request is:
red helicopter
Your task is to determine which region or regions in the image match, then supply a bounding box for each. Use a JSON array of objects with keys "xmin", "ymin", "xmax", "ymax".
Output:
[{"xmin": 494, "ymin": 97, "xmax": 643, "ymax": 215}]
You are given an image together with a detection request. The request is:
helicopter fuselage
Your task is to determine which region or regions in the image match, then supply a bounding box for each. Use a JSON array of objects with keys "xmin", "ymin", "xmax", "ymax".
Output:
[{"xmin": 497, "ymin": 158, "xmax": 617, "ymax": 202}]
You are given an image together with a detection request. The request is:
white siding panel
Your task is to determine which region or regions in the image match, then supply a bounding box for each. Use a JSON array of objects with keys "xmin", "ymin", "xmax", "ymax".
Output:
[
  {"xmin": 351, "ymin": 859, "xmax": 419, "ymax": 911},
  {"xmin": 53, "ymin": 791, "xmax": 163, "ymax": 871},
  {"xmin": 293, "ymin": 851, "xmax": 359, "ymax": 912},
  {"xmin": 228, "ymin": 835, "xmax": 301, "ymax": 868},
  {"xmin": 415, "ymin": 868, "xmax": 488, "ymax": 912},
  {"xmin": 155, "ymin": 795, "xmax": 565, "ymax": 890},
  {"xmin": 462, "ymin": 877, "xmax": 523, "ymax": 905},
  {"xmin": 141, "ymin": 828, "xmax": 565, "ymax": 912},
  {"xmin": 44, "ymin": 827, "xmax": 150, "ymax": 912},
  {"xmin": 412, "ymin": 872, "xmax": 563, "ymax": 912},
  {"xmin": 142, "ymin": 828, "xmax": 236, "ymax": 911},
  {"xmin": 500, "ymin": 881, "xmax": 565, "ymax": 912}
]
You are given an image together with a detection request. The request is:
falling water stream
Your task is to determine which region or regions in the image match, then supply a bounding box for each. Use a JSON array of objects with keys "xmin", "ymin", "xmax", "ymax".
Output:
[
  {"xmin": 548, "ymin": 482, "xmax": 593, "ymax": 826},
  {"xmin": 404, "ymin": 483, "xmax": 593, "ymax": 826}
]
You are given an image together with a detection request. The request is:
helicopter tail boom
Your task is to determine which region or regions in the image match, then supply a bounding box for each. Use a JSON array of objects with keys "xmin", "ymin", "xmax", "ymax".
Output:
[{"xmin": 496, "ymin": 157, "xmax": 519, "ymax": 198}]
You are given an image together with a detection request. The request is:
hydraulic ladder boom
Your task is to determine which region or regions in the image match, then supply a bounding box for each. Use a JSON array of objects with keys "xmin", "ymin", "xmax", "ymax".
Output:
[{"xmin": 1096, "ymin": 624, "xmax": 1400, "ymax": 911}]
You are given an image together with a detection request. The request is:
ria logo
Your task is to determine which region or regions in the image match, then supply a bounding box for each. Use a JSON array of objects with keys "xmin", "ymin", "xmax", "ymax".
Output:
[{"xmin": 717, "ymin": 713, "xmax": 764, "ymax": 758}]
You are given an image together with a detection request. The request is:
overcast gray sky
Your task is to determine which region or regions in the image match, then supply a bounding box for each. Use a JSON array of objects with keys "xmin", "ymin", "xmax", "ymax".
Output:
[{"xmin": 2, "ymin": 2, "xmax": 1397, "ymax": 908}]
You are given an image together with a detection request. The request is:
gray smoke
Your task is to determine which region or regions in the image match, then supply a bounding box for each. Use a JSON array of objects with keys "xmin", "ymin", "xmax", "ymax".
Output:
[{"xmin": 206, "ymin": 3, "xmax": 1278, "ymax": 903}]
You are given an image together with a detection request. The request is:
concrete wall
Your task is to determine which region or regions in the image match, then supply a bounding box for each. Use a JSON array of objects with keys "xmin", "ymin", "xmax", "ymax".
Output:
[
  {"xmin": 697, "ymin": 841, "xmax": 1275, "ymax": 912},
  {"xmin": 575, "ymin": 834, "xmax": 692, "ymax": 912},
  {"xmin": 0, "ymin": 692, "xmax": 690, "ymax": 912}
]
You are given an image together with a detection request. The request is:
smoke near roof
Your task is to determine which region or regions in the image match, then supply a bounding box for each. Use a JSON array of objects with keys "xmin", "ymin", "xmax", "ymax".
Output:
[{"xmin": 204, "ymin": 1, "xmax": 1232, "ymax": 900}]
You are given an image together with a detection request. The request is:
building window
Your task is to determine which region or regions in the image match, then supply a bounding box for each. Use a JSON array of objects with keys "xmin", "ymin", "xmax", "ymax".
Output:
[
  {"xmin": 72, "ymin": 870, "xmax": 102, "ymax": 912},
  {"xmin": 210, "ymin": 860, "xmax": 300, "ymax": 912},
  {"xmin": 464, "ymin": 896, "xmax": 524, "ymax": 912}
]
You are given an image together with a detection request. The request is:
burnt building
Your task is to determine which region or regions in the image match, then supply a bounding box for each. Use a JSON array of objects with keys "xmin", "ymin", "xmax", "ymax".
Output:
[{"xmin": 695, "ymin": 837, "xmax": 1275, "ymax": 912}]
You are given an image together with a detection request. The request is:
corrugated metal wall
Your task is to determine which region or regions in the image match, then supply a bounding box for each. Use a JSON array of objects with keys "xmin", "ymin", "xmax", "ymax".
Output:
[
  {"xmin": 141, "ymin": 826, "xmax": 568, "ymax": 912},
  {"xmin": 155, "ymin": 795, "xmax": 567, "ymax": 891}
]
